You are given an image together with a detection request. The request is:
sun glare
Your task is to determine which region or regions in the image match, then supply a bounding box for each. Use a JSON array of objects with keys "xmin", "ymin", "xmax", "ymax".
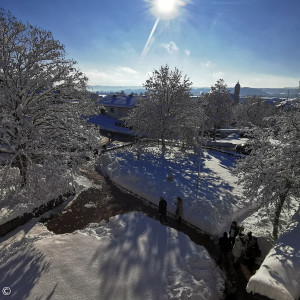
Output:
[
  {"xmin": 142, "ymin": 0, "xmax": 187, "ymax": 58},
  {"xmin": 151, "ymin": 0, "xmax": 184, "ymax": 20}
]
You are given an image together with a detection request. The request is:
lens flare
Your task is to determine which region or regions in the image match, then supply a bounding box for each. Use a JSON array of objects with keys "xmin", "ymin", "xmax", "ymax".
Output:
[
  {"xmin": 151, "ymin": 0, "xmax": 185, "ymax": 20},
  {"xmin": 141, "ymin": 18, "xmax": 160, "ymax": 58},
  {"xmin": 142, "ymin": 0, "xmax": 187, "ymax": 58}
]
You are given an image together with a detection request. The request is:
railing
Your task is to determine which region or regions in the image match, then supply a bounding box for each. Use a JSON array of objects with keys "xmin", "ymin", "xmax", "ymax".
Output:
[{"xmin": 99, "ymin": 137, "xmax": 243, "ymax": 158}]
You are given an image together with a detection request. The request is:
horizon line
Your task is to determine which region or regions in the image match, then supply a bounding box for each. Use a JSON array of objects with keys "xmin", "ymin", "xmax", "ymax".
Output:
[{"xmin": 89, "ymin": 85, "xmax": 298, "ymax": 89}]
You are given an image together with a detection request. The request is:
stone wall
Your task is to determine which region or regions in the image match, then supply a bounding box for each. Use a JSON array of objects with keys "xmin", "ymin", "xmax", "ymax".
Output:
[{"xmin": 0, "ymin": 191, "xmax": 75, "ymax": 237}]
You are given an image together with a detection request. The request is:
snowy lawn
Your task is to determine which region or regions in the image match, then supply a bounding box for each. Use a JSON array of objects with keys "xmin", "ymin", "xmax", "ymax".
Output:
[
  {"xmin": 98, "ymin": 145, "xmax": 254, "ymax": 236},
  {"xmin": 0, "ymin": 212, "xmax": 224, "ymax": 300}
]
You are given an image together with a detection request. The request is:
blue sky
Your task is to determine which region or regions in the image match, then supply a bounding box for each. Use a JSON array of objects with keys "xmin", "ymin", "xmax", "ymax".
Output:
[{"xmin": 1, "ymin": 0, "xmax": 299, "ymax": 88}]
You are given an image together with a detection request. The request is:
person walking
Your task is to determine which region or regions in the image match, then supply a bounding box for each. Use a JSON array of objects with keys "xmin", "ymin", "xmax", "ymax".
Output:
[
  {"xmin": 176, "ymin": 197, "xmax": 183, "ymax": 226},
  {"xmin": 219, "ymin": 232, "xmax": 233, "ymax": 271},
  {"xmin": 158, "ymin": 197, "xmax": 168, "ymax": 225},
  {"xmin": 246, "ymin": 233, "xmax": 261, "ymax": 272},
  {"xmin": 108, "ymin": 131, "xmax": 112, "ymax": 142},
  {"xmin": 229, "ymin": 221, "xmax": 239, "ymax": 246},
  {"xmin": 232, "ymin": 233, "xmax": 248, "ymax": 266}
]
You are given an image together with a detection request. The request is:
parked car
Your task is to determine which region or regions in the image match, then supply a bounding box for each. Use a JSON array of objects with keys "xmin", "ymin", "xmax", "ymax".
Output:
[{"xmin": 235, "ymin": 143, "xmax": 252, "ymax": 155}]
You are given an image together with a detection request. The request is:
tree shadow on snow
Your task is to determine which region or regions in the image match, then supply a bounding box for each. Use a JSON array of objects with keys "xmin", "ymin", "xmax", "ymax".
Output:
[
  {"xmin": 105, "ymin": 147, "xmax": 241, "ymax": 233},
  {"xmin": 0, "ymin": 244, "xmax": 51, "ymax": 300},
  {"xmin": 89, "ymin": 213, "xmax": 197, "ymax": 300}
]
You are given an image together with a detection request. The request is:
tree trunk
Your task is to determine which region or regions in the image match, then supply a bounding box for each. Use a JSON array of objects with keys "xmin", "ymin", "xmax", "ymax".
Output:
[
  {"xmin": 161, "ymin": 137, "xmax": 166, "ymax": 149},
  {"xmin": 160, "ymin": 137, "xmax": 166, "ymax": 158},
  {"xmin": 273, "ymin": 186, "xmax": 290, "ymax": 240},
  {"xmin": 16, "ymin": 154, "xmax": 28, "ymax": 188},
  {"xmin": 181, "ymin": 142, "xmax": 186, "ymax": 152},
  {"xmin": 213, "ymin": 125, "xmax": 217, "ymax": 141}
]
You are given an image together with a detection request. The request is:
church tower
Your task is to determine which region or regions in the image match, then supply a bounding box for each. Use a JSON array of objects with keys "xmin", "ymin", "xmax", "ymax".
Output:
[{"xmin": 234, "ymin": 81, "xmax": 240, "ymax": 104}]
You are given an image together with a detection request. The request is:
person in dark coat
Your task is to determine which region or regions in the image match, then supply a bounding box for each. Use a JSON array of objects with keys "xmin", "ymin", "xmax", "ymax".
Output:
[
  {"xmin": 176, "ymin": 197, "xmax": 183, "ymax": 225},
  {"xmin": 219, "ymin": 232, "xmax": 233, "ymax": 252},
  {"xmin": 159, "ymin": 197, "xmax": 168, "ymax": 225},
  {"xmin": 219, "ymin": 232, "xmax": 233, "ymax": 270},
  {"xmin": 246, "ymin": 233, "xmax": 261, "ymax": 272},
  {"xmin": 108, "ymin": 131, "xmax": 112, "ymax": 141},
  {"xmin": 229, "ymin": 221, "xmax": 239, "ymax": 246}
]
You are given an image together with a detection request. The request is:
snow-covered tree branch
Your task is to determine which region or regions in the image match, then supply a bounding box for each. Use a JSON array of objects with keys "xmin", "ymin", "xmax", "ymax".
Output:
[
  {"xmin": 233, "ymin": 95, "xmax": 276, "ymax": 128},
  {"xmin": 234, "ymin": 106, "xmax": 300, "ymax": 239},
  {"xmin": 0, "ymin": 9, "xmax": 101, "ymax": 205},
  {"xmin": 123, "ymin": 65, "xmax": 203, "ymax": 152},
  {"xmin": 202, "ymin": 79, "xmax": 234, "ymax": 140}
]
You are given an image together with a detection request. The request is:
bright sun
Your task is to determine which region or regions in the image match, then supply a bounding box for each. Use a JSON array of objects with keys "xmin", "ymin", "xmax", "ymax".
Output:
[{"xmin": 151, "ymin": 0, "xmax": 183, "ymax": 20}]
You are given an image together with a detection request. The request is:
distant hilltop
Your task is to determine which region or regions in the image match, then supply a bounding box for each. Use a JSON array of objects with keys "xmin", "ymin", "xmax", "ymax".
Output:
[
  {"xmin": 89, "ymin": 86, "xmax": 145, "ymax": 94},
  {"xmin": 90, "ymin": 85, "xmax": 299, "ymax": 98}
]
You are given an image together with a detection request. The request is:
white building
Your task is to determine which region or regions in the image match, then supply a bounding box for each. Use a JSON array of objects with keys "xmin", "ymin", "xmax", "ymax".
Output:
[{"xmin": 99, "ymin": 94, "xmax": 139, "ymax": 119}]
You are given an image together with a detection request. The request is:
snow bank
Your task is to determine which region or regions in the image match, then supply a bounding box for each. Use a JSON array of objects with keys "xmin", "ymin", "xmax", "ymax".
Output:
[
  {"xmin": 0, "ymin": 212, "xmax": 224, "ymax": 300},
  {"xmin": 247, "ymin": 209, "xmax": 300, "ymax": 300}
]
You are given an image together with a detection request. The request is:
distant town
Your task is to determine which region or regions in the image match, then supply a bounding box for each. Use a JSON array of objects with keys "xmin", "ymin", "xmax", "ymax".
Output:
[{"xmin": 90, "ymin": 85, "xmax": 300, "ymax": 98}]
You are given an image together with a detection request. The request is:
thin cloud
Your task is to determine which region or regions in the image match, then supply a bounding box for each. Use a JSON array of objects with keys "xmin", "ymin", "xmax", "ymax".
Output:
[
  {"xmin": 200, "ymin": 60, "xmax": 215, "ymax": 69},
  {"xmin": 117, "ymin": 66, "xmax": 138, "ymax": 75},
  {"xmin": 83, "ymin": 67, "xmax": 141, "ymax": 86},
  {"xmin": 161, "ymin": 41, "xmax": 179, "ymax": 54},
  {"xmin": 212, "ymin": 71, "xmax": 224, "ymax": 80},
  {"xmin": 185, "ymin": 49, "xmax": 191, "ymax": 56},
  {"xmin": 83, "ymin": 69, "xmax": 112, "ymax": 85}
]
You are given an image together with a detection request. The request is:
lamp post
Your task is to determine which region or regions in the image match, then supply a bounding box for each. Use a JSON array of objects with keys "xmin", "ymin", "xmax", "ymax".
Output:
[{"xmin": 196, "ymin": 118, "xmax": 205, "ymax": 198}]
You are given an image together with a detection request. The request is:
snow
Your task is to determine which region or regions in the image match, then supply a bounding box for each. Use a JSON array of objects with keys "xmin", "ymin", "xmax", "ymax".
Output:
[
  {"xmin": 1, "ymin": 118, "xmax": 300, "ymax": 300},
  {"xmin": 0, "ymin": 172, "xmax": 94, "ymax": 226},
  {"xmin": 0, "ymin": 212, "xmax": 224, "ymax": 300},
  {"xmin": 97, "ymin": 142, "xmax": 300, "ymax": 300},
  {"xmin": 246, "ymin": 208, "xmax": 300, "ymax": 300},
  {"xmin": 98, "ymin": 145, "xmax": 253, "ymax": 236}
]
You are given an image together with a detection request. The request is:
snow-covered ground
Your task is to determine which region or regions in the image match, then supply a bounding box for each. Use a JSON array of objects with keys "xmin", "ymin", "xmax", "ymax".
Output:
[
  {"xmin": 97, "ymin": 141, "xmax": 300, "ymax": 300},
  {"xmin": 246, "ymin": 208, "xmax": 300, "ymax": 300},
  {"xmin": 98, "ymin": 145, "xmax": 254, "ymax": 237},
  {"xmin": 0, "ymin": 212, "xmax": 224, "ymax": 300},
  {"xmin": 1, "ymin": 116, "xmax": 299, "ymax": 300}
]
